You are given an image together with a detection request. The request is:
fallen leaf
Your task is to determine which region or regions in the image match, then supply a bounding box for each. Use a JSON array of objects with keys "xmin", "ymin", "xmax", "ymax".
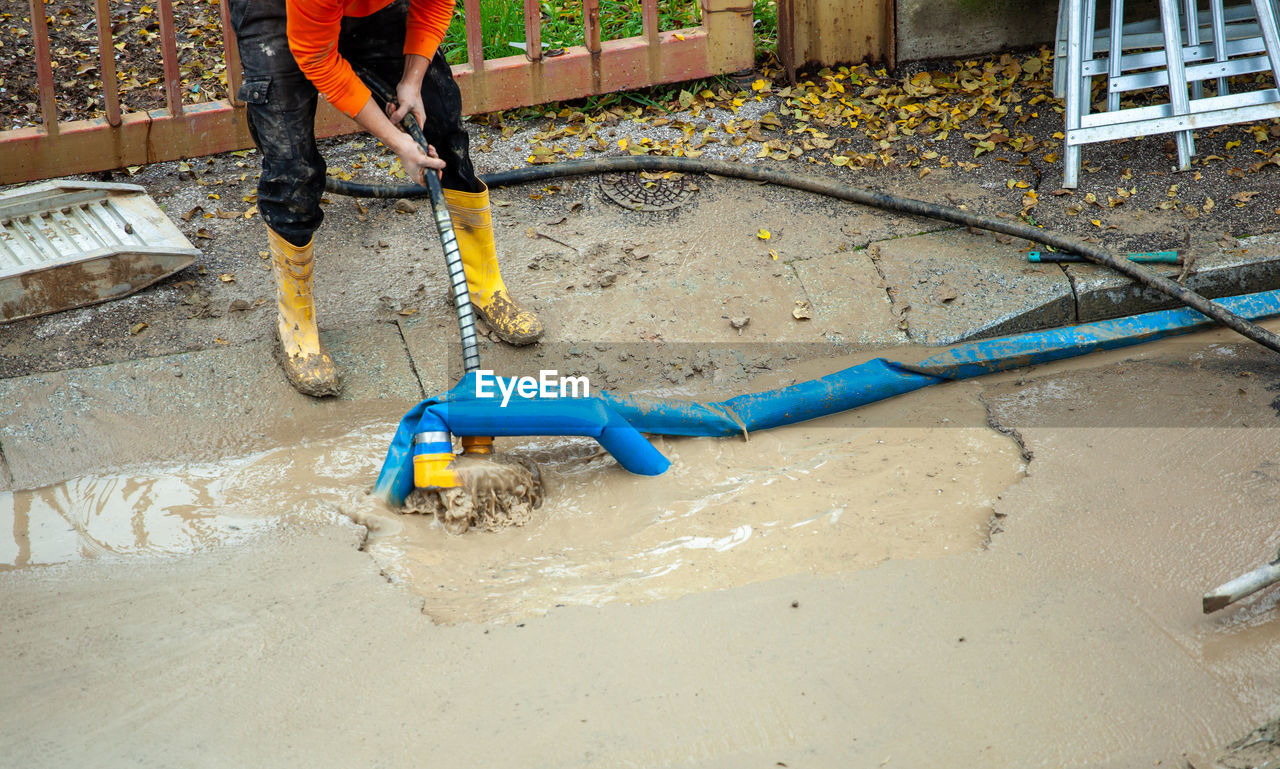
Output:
[
  {"xmin": 218, "ymin": 273, "xmax": 235, "ymax": 282},
  {"xmin": 757, "ymin": 229, "xmax": 771, "ymax": 240},
  {"xmin": 792, "ymin": 300, "xmax": 813, "ymax": 320},
  {"xmin": 129, "ymin": 322, "xmax": 148, "ymax": 335}
]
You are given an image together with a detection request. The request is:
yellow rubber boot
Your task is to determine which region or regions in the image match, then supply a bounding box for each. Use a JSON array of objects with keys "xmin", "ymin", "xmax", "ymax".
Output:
[
  {"xmin": 443, "ymin": 182, "xmax": 544, "ymax": 346},
  {"xmin": 267, "ymin": 228, "xmax": 341, "ymax": 397}
]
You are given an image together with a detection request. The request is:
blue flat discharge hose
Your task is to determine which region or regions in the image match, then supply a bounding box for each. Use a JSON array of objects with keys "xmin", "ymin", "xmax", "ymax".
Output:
[{"xmin": 374, "ymin": 288, "xmax": 1280, "ymax": 506}]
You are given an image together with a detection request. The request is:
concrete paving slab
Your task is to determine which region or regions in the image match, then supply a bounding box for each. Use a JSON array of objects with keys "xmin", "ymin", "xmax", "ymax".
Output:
[
  {"xmin": 790, "ymin": 252, "xmax": 910, "ymax": 349},
  {"xmin": 486, "ymin": 179, "xmax": 944, "ymax": 348},
  {"xmin": 0, "ymin": 323, "xmax": 421, "ymax": 491},
  {"xmin": 1065, "ymin": 233, "xmax": 1280, "ymax": 322},
  {"xmin": 871, "ymin": 228, "xmax": 1076, "ymax": 345}
]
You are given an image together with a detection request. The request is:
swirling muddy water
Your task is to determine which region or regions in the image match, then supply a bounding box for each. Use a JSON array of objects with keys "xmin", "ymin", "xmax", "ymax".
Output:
[{"xmin": 1, "ymin": 363, "xmax": 1023, "ymax": 624}]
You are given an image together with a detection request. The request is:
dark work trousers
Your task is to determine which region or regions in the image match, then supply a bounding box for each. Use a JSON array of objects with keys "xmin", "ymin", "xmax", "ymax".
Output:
[{"xmin": 228, "ymin": 0, "xmax": 480, "ymax": 246}]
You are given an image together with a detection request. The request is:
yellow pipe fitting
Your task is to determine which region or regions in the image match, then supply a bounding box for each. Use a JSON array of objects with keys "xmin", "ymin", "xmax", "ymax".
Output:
[
  {"xmin": 461, "ymin": 435, "xmax": 494, "ymax": 455},
  {"xmin": 413, "ymin": 452, "xmax": 461, "ymax": 489}
]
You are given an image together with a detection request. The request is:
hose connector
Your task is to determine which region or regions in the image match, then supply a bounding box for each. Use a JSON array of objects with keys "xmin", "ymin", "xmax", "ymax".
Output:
[
  {"xmin": 412, "ymin": 430, "xmax": 461, "ymax": 489},
  {"xmin": 460, "ymin": 435, "xmax": 493, "ymax": 455}
]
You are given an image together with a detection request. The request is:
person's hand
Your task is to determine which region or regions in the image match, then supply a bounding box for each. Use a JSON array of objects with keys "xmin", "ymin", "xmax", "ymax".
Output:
[
  {"xmin": 388, "ymin": 79, "xmax": 425, "ymax": 128},
  {"xmin": 388, "ymin": 55, "xmax": 429, "ymax": 127},
  {"xmin": 392, "ymin": 135, "xmax": 444, "ymax": 186}
]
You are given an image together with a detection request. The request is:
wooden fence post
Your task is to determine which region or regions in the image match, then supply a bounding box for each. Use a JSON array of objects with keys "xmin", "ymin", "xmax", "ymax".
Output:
[{"xmin": 788, "ymin": 0, "xmax": 895, "ymax": 69}]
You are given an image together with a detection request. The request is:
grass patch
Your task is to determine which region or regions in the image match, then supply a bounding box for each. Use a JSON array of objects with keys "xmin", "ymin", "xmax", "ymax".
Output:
[{"xmin": 441, "ymin": 0, "xmax": 778, "ymax": 65}]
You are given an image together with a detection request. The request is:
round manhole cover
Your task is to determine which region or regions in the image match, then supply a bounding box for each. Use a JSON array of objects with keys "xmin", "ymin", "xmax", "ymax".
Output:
[{"xmin": 600, "ymin": 172, "xmax": 698, "ymax": 212}]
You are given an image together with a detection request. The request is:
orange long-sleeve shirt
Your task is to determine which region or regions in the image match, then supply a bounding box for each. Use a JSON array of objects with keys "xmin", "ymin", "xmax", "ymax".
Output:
[{"xmin": 286, "ymin": 0, "xmax": 454, "ymax": 117}]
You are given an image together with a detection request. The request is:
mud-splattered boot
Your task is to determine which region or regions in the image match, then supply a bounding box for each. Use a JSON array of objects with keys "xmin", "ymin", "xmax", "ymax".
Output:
[
  {"xmin": 267, "ymin": 227, "xmax": 341, "ymax": 397},
  {"xmin": 443, "ymin": 182, "xmax": 544, "ymax": 346}
]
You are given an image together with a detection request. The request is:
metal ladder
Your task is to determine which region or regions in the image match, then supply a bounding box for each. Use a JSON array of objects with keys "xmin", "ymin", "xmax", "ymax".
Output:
[{"xmin": 1057, "ymin": 0, "xmax": 1280, "ymax": 188}]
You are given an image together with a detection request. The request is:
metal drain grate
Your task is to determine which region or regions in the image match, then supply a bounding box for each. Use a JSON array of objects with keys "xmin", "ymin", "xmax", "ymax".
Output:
[{"xmin": 600, "ymin": 172, "xmax": 698, "ymax": 212}]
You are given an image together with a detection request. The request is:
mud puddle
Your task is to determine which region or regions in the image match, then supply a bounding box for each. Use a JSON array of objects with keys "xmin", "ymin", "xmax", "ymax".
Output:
[
  {"xmin": 0, "ymin": 422, "xmax": 388, "ymax": 569},
  {"xmin": 372, "ymin": 382, "xmax": 1022, "ymax": 623},
  {"xmin": 5, "ymin": 332, "xmax": 1280, "ymax": 767},
  {"xmin": 0, "ymin": 357, "xmax": 1025, "ymax": 623}
]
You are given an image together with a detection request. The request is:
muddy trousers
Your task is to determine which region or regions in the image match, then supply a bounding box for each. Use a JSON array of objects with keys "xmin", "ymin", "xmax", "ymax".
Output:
[{"xmin": 228, "ymin": 0, "xmax": 480, "ymax": 246}]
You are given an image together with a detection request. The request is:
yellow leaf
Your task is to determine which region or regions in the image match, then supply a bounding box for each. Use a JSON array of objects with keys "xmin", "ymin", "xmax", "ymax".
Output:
[
  {"xmin": 219, "ymin": 273, "xmax": 235, "ymax": 282},
  {"xmin": 769, "ymin": 249, "xmax": 778, "ymax": 260},
  {"xmin": 208, "ymin": 193, "xmax": 220, "ymax": 200},
  {"xmin": 751, "ymin": 79, "xmax": 766, "ymax": 92},
  {"xmin": 1226, "ymin": 140, "xmax": 1241, "ymax": 150},
  {"xmin": 831, "ymin": 155, "xmax": 850, "ymax": 167},
  {"xmin": 617, "ymin": 138, "xmax": 628, "ymax": 150},
  {"xmin": 1090, "ymin": 219, "xmax": 1102, "ymax": 227},
  {"xmin": 757, "ymin": 229, "xmax": 771, "ymax": 240}
]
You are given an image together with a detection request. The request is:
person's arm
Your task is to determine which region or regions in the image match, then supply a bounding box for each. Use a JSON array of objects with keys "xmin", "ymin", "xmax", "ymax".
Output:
[
  {"xmin": 388, "ymin": 0, "xmax": 455, "ymax": 125},
  {"xmin": 286, "ymin": 0, "xmax": 443, "ymax": 184}
]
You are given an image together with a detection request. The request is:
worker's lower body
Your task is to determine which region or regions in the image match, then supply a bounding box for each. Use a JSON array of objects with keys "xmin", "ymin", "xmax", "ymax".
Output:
[{"xmin": 228, "ymin": 0, "xmax": 543, "ymax": 396}]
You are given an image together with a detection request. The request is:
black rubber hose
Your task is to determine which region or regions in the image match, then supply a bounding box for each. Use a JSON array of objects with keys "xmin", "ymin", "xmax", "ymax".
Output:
[{"xmin": 326, "ymin": 155, "xmax": 1280, "ymax": 355}]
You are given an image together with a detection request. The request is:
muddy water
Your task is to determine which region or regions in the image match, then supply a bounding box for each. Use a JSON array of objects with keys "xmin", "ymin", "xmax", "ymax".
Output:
[
  {"xmin": 0, "ymin": 361, "xmax": 1025, "ymax": 625},
  {"xmin": 0, "ymin": 422, "xmax": 388, "ymax": 570},
  {"xmin": 376, "ymin": 384, "xmax": 1021, "ymax": 623},
  {"xmin": 4, "ymin": 333, "xmax": 1280, "ymax": 767}
]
